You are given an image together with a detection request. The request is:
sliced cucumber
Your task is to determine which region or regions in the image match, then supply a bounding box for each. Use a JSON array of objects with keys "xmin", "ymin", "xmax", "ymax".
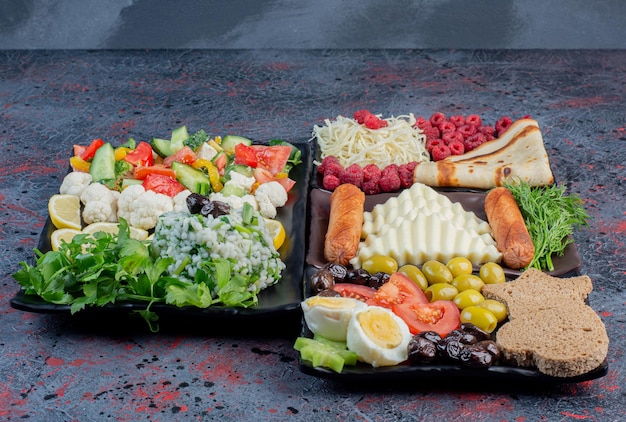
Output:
[
  {"xmin": 225, "ymin": 164, "xmax": 254, "ymax": 179},
  {"xmin": 171, "ymin": 161, "xmax": 210, "ymax": 195},
  {"xmin": 89, "ymin": 143, "xmax": 116, "ymax": 182},
  {"xmin": 221, "ymin": 135, "xmax": 252, "ymax": 154},
  {"xmin": 220, "ymin": 184, "xmax": 246, "ymax": 197},
  {"xmin": 150, "ymin": 137, "xmax": 175, "ymax": 158},
  {"xmin": 121, "ymin": 178, "xmax": 143, "ymax": 190},
  {"xmin": 170, "ymin": 125, "xmax": 189, "ymax": 152}
]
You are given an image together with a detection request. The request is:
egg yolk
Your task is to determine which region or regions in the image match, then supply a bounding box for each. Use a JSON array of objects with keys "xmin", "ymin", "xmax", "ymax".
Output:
[
  {"xmin": 306, "ymin": 296, "xmax": 358, "ymax": 309},
  {"xmin": 357, "ymin": 308, "xmax": 403, "ymax": 349}
]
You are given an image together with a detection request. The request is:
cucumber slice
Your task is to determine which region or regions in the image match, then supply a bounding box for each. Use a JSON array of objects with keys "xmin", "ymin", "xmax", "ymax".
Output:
[
  {"xmin": 121, "ymin": 178, "xmax": 143, "ymax": 190},
  {"xmin": 294, "ymin": 337, "xmax": 358, "ymax": 373},
  {"xmin": 171, "ymin": 161, "xmax": 210, "ymax": 195},
  {"xmin": 220, "ymin": 184, "xmax": 246, "ymax": 197},
  {"xmin": 170, "ymin": 125, "xmax": 189, "ymax": 152},
  {"xmin": 225, "ymin": 164, "xmax": 254, "ymax": 179},
  {"xmin": 150, "ymin": 137, "xmax": 175, "ymax": 158},
  {"xmin": 89, "ymin": 143, "xmax": 116, "ymax": 182},
  {"xmin": 221, "ymin": 135, "xmax": 252, "ymax": 154}
]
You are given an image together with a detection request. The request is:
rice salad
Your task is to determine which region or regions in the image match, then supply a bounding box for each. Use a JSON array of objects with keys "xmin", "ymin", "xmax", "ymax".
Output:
[{"xmin": 152, "ymin": 207, "xmax": 285, "ymax": 304}]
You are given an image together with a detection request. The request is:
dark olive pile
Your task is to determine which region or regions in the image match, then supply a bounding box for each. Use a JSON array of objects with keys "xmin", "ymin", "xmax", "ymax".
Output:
[
  {"xmin": 310, "ymin": 263, "xmax": 390, "ymax": 293},
  {"xmin": 186, "ymin": 193, "xmax": 231, "ymax": 218},
  {"xmin": 407, "ymin": 323, "xmax": 500, "ymax": 368}
]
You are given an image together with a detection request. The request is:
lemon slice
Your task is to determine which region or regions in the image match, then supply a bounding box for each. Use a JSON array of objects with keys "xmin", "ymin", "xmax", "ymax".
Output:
[
  {"xmin": 264, "ymin": 218, "xmax": 286, "ymax": 250},
  {"xmin": 82, "ymin": 222, "xmax": 150, "ymax": 241},
  {"xmin": 50, "ymin": 228, "xmax": 83, "ymax": 251},
  {"xmin": 48, "ymin": 194, "xmax": 82, "ymax": 230}
]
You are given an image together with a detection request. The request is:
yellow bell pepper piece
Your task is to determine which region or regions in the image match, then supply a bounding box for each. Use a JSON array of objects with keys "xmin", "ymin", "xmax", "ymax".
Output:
[
  {"xmin": 208, "ymin": 139, "xmax": 222, "ymax": 152},
  {"xmin": 69, "ymin": 155, "xmax": 90, "ymax": 172},
  {"xmin": 192, "ymin": 159, "xmax": 223, "ymax": 192},
  {"xmin": 114, "ymin": 146, "xmax": 131, "ymax": 161}
]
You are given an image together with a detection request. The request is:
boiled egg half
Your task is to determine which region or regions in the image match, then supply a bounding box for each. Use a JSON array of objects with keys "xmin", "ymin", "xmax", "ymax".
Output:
[
  {"xmin": 302, "ymin": 296, "xmax": 367, "ymax": 342},
  {"xmin": 346, "ymin": 306, "xmax": 412, "ymax": 367}
]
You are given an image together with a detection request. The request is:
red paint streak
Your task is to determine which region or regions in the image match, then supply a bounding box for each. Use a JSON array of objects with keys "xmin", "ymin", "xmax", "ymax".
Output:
[
  {"xmin": 600, "ymin": 311, "xmax": 612, "ymax": 317},
  {"xmin": 46, "ymin": 357, "xmax": 65, "ymax": 366},
  {"xmin": 67, "ymin": 359, "xmax": 87, "ymax": 367},
  {"xmin": 515, "ymin": 417, "xmax": 527, "ymax": 422},
  {"xmin": 153, "ymin": 390, "xmax": 179, "ymax": 402},
  {"xmin": 268, "ymin": 408, "xmax": 278, "ymax": 414},
  {"xmin": 560, "ymin": 411, "xmax": 592, "ymax": 419}
]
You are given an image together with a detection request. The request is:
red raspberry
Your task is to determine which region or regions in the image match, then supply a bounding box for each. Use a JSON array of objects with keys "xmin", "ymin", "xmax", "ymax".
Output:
[
  {"xmin": 318, "ymin": 156, "xmax": 340, "ymax": 174},
  {"xmin": 449, "ymin": 141, "xmax": 465, "ymax": 155},
  {"xmin": 404, "ymin": 161, "xmax": 418, "ymax": 173},
  {"xmin": 364, "ymin": 113, "xmax": 388, "ymax": 130},
  {"xmin": 320, "ymin": 158, "xmax": 343, "ymax": 177},
  {"xmin": 495, "ymin": 116, "xmax": 513, "ymax": 136},
  {"xmin": 362, "ymin": 163, "xmax": 382, "ymax": 183},
  {"xmin": 338, "ymin": 163, "xmax": 364, "ymax": 187},
  {"xmin": 426, "ymin": 138, "xmax": 443, "ymax": 152},
  {"xmin": 361, "ymin": 180, "xmax": 381, "ymax": 195},
  {"xmin": 421, "ymin": 125, "xmax": 440, "ymax": 141},
  {"xmin": 465, "ymin": 114, "xmax": 482, "ymax": 127},
  {"xmin": 480, "ymin": 125, "xmax": 495, "ymax": 137},
  {"xmin": 353, "ymin": 109, "xmax": 370, "ymax": 124},
  {"xmin": 429, "ymin": 112, "xmax": 447, "ymax": 127},
  {"xmin": 449, "ymin": 115, "xmax": 465, "ymax": 127},
  {"xmin": 398, "ymin": 163, "xmax": 416, "ymax": 188},
  {"xmin": 415, "ymin": 116, "xmax": 430, "ymax": 129},
  {"xmin": 442, "ymin": 131, "xmax": 464, "ymax": 145},
  {"xmin": 431, "ymin": 144, "xmax": 451, "ymax": 161},
  {"xmin": 438, "ymin": 121, "xmax": 456, "ymax": 134},
  {"xmin": 323, "ymin": 174, "xmax": 341, "ymax": 191},
  {"xmin": 463, "ymin": 133, "xmax": 487, "ymax": 152},
  {"xmin": 457, "ymin": 124, "xmax": 478, "ymax": 139},
  {"xmin": 379, "ymin": 164, "xmax": 401, "ymax": 192}
]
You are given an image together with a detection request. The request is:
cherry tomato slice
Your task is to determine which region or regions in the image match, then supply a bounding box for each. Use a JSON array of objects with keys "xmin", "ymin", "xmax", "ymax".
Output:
[
  {"xmin": 393, "ymin": 300, "xmax": 460, "ymax": 337},
  {"xmin": 133, "ymin": 164, "xmax": 177, "ymax": 180},
  {"xmin": 366, "ymin": 272, "xmax": 428, "ymax": 309},
  {"xmin": 163, "ymin": 146, "xmax": 197, "ymax": 167},
  {"xmin": 234, "ymin": 143, "xmax": 258, "ymax": 167},
  {"xmin": 79, "ymin": 138, "xmax": 105, "ymax": 161},
  {"xmin": 124, "ymin": 141, "xmax": 154, "ymax": 167},
  {"xmin": 252, "ymin": 145, "xmax": 291, "ymax": 175},
  {"xmin": 142, "ymin": 173, "xmax": 186, "ymax": 197},
  {"xmin": 332, "ymin": 283, "xmax": 376, "ymax": 302}
]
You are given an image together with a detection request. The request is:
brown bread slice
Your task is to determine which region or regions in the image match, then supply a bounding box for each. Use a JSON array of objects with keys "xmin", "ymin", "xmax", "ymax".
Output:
[
  {"xmin": 482, "ymin": 268, "xmax": 593, "ymax": 317},
  {"xmin": 494, "ymin": 305, "xmax": 609, "ymax": 377},
  {"xmin": 482, "ymin": 268, "xmax": 608, "ymax": 377}
]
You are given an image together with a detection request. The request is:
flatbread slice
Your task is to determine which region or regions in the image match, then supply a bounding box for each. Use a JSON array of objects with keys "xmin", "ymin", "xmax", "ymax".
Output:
[{"xmin": 413, "ymin": 119, "xmax": 554, "ymax": 189}]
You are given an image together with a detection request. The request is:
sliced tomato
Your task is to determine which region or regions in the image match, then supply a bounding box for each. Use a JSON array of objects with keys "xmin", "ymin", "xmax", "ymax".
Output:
[
  {"xmin": 252, "ymin": 145, "xmax": 291, "ymax": 175},
  {"xmin": 366, "ymin": 272, "xmax": 428, "ymax": 309},
  {"xmin": 124, "ymin": 141, "xmax": 154, "ymax": 167},
  {"xmin": 273, "ymin": 176, "xmax": 296, "ymax": 193},
  {"xmin": 234, "ymin": 143, "xmax": 258, "ymax": 167},
  {"xmin": 142, "ymin": 173, "xmax": 186, "ymax": 197},
  {"xmin": 393, "ymin": 300, "xmax": 460, "ymax": 337},
  {"xmin": 79, "ymin": 138, "xmax": 105, "ymax": 161},
  {"xmin": 133, "ymin": 164, "xmax": 177, "ymax": 180},
  {"xmin": 332, "ymin": 283, "xmax": 376, "ymax": 303},
  {"xmin": 214, "ymin": 152, "xmax": 228, "ymax": 174},
  {"xmin": 73, "ymin": 144, "xmax": 87, "ymax": 157},
  {"xmin": 163, "ymin": 146, "xmax": 197, "ymax": 167},
  {"xmin": 253, "ymin": 168, "xmax": 296, "ymax": 193}
]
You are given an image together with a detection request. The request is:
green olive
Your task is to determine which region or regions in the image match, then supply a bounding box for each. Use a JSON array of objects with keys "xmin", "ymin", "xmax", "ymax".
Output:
[
  {"xmin": 361, "ymin": 255, "xmax": 398, "ymax": 275},
  {"xmin": 451, "ymin": 273, "xmax": 485, "ymax": 292},
  {"xmin": 460, "ymin": 306, "xmax": 498, "ymax": 333},
  {"xmin": 479, "ymin": 262, "xmax": 506, "ymax": 284},
  {"xmin": 398, "ymin": 264, "xmax": 428, "ymax": 291},
  {"xmin": 446, "ymin": 257, "xmax": 474, "ymax": 278},
  {"xmin": 421, "ymin": 260, "xmax": 453, "ymax": 285},
  {"xmin": 453, "ymin": 289, "xmax": 485, "ymax": 310},
  {"xmin": 477, "ymin": 299, "xmax": 508, "ymax": 322},
  {"xmin": 425, "ymin": 283, "xmax": 459, "ymax": 302}
]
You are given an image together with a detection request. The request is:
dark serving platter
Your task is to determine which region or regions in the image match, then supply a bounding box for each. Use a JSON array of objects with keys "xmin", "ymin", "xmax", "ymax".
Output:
[
  {"xmin": 10, "ymin": 141, "xmax": 314, "ymax": 321},
  {"xmin": 305, "ymin": 188, "xmax": 582, "ymax": 278}
]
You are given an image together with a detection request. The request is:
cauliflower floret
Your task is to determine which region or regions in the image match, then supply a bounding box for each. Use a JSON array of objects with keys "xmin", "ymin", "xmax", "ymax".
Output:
[
  {"xmin": 196, "ymin": 142, "xmax": 219, "ymax": 161},
  {"xmin": 118, "ymin": 184, "xmax": 174, "ymax": 230},
  {"xmin": 209, "ymin": 192, "xmax": 259, "ymax": 211},
  {"xmin": 254, "ymin": 181, "xmax": 288, "ymax": 219},
  {"xmin": 80, "ymin": 182, "xmax": 119, "ymax": 224},
  {"xmin": 225, "ymin": 172, "xmax": 256, "ymax": 191},
  {"xmin": 59, "ymin": 171, "xmax": 92, "ymax": 197},
  {"xmin": 173, "ymin": 189, "xmax": 192, "ymax": 213}
]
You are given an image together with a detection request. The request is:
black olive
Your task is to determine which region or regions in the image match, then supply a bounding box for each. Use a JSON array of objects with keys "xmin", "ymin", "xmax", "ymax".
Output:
[
  {"xmin": 367, "ymin": 272, "xmax": 390, "ymax": 289},
  {"xmin": 345, "ymin": 268, "xmax": 371, "ymax": 286},
  {"xmin": 420, "ymin": 331, "xmax": 442, "ymax": 344},
  {"xmin": 201, "ymin": 200, "xmax": 231, "ymax": 218},
  {"xmin": 186, "ymin": 193, "xmax": 210, "ymax": 214},
  {"xmin": 443, "ymin": 339, "xmax": 464, "ymax": 361},
  {"xmin": 459, "ymin": 344, "xmax": 495, "ymax": 368},
  {"xmin": 322, "ymin": 263, "xmax": 348, "ymax": 283},
  {"xmin": 317, "ymin": 289, "xmax": 342, "ymax": 298},
  {"xmin": 407, "ymin": 336, "xmax": 438, "ymax": 364},
  {"xmin": 477, "ymin": 340, "xmax": 500, "ymax": 359},
  {"xmin": 458, "ymin": 333, "xmax": 479, "ymax": 345},
  {"xmin": 310, "ymin": 269, "xmax": 335, "ymax": 294},
  {"xmin": 460, "ymin": 323, "xmax": 491, "ymax": 342}
]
